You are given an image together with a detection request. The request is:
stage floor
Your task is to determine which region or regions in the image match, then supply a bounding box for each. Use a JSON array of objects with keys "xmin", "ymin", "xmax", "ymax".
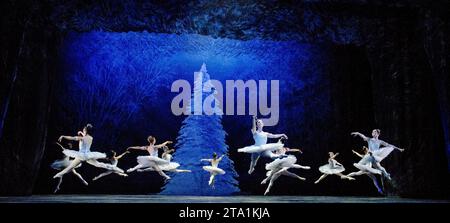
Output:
[{"xmin": 0, "ymin": 195, "xmax": 448, "ymax": 203}]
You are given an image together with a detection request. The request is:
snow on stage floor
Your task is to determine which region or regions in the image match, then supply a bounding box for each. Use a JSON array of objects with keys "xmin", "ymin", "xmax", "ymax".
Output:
[{"xmin": 0, "ymin": 195, "xmax": 448, "ymax": 203}]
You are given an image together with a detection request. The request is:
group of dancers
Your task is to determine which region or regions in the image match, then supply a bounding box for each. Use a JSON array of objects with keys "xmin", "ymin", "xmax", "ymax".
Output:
[
  {"xmin": 51, "ymin": 117, "xmax": 404, "ymax": 195},
  {"xmin": 237, "ymin": 116, "xmax": 404, "ymax": 195},
  {"xmin": 51, "ymin": 124, "xmax": 229, "ymax": 193}
]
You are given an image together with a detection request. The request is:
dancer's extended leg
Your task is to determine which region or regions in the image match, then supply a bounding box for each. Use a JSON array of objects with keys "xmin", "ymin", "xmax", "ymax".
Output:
[
  {"xmin": 282, "ymin": 170, "xmax": 305, "ymax": 181},
  {"xmin": 336, "ymin": 172, "xmax": 355, "ymax": 180},
  {"xmin": 127, "ymin": 164, "xmax": 145, "ymax": 173},
  {"xmin": 248, "ymin": 153, "xmax": 260, "ymax": 174},
  {"xmin": 367, "ymin": 173, "xmax": 383, "ymax": 194},
  {"xmin": 314, "ymin": 174, "xmax": 328, "ymax": 184},
  {"xmin": 54, "ymin": 177, "xmax": 63, "ymax": 193},
  {"xmin": 54, "ymin": 158, "xmax": 81, "ymax": 178},
  {"xmin": 72, "ymin": 169, "xmax": 88, "ymax": 185},
  {"xmin": 93, "ymin": 171, "xmax": 113, "ymax": 181},
  {"xmin": 373, "ymin": 162, "xmax": 391, "ymax": 180}
]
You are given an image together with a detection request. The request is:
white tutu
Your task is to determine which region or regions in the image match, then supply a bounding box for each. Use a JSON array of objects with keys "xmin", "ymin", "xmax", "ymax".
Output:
[
  {"xmin": 353, "ymin": 163, "xmax": 382, "ymax": 175},
  {"xmin": 63, "ymin": 149, "xmax": 106, "ymax": 161},
  {"xmin": 265, "ymin": 155, "xmax": 297, "ymax": 170},
  {"xmin": 137, "ymin": 155, "xmax": 170, "ymax": 167},
  {"xmin": 238, "ymin": 143, "xmax": 284, "ymax": 154},
  {"xmin": 319, "ymin": 164, "xmax": 345, "ymax": 174},
  {"xmin": 371, "ymin": 146, "xmax": 395, "ymax": 162},
  {"xmin": 163, "ymin": 154, "xmax": 173, "ymax": 162},
  {"xmin": 203, "ymin": 166, "xmax": 225, "ymax": 175}
]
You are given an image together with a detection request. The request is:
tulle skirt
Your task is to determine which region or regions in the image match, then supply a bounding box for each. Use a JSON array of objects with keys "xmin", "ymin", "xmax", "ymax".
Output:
[
  {"xmin": 353, "ymin": 163, "xmax": 382, "ymax": 175},
  {"xmin": 371, "ymin": 146, "xmax": 395, "ymax": 162},
  {"xmin": 63, "ymin": 149, "xmax": 106, "ymax": 161},
  {"xmin": 319, "ymin": 164, "xmax": 345, "ymax": 174},
  {"xmin": 203, "ymin": 166, "xmax": 225, "ymax": 175},
  {"xmin": 238, "ymin": 143, "xmax": 284, "ymax": 154},
  {"xmin": 265, "ymin": 155, "xmax": 297, "ymax": 170},
  {"xmin": 137, "ymin": 155, "xmax": 170, "ymax": 167}
]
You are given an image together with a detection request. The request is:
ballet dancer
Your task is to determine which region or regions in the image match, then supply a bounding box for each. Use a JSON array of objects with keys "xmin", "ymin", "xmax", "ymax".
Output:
[
  {"xmin": 126, "ymin": 136, "xmax": 173, "ymax": 180},
  {"xmin": 201, "ymin": 153, "xmax": 226, "ymax": 188},
  {"xmin": 262, "ymin": 146, "xmax": 310, "ymax": 195},
  {"xmin": 345, "ymin": 146, "xmax": 384, "ymax": 194},
  {"xmin": 351, "ymin": 129, "xmax": 404, "ymax": 180},
  {"xmin": 92, "ymin": 150, "xmax": 129, "ymax": 181},
  {"xmin": 51, "ymin": 142, "xmax": 88, "ymax": 193},
  {"xmin": 53, "ymin": 124, "xmax": 117, "ymax": 179},
  {"xmin": 314, "ymin": 152, "xmax": 355, "ymax": 184},
  {"xmin": 238, "ymin": 116, "xmax": 288, "ymax": 174},
  {"xmin": 137, "ymin": 146, "xmax": 191, "ymax": 174}
]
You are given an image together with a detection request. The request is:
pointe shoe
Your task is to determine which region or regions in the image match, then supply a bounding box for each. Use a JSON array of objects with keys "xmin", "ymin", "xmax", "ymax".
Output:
[
  {"xmin": 248, "ymin": 168, "xmax": 254, "ymax": 175},
  {"xmin": 299, "ymin": 177, "xmax": 306, "ymax": 181},
  {"xmin": 314, "ymin": 180, "xmax": 320, "ymax": 184},
  {"xmin": 126, "ymin": 168, "xmax": 134, "ymax": 173},
  {"xmin": 261, "ymin": 179, "xmax": 267, "ymax": 185},
  {"xmin": 303, "ymin": 166, "xmax": 311, "ymax": 170},
  {"xmin": 264, "ymin": 189, "xmax": 270, "ymax": 196},
  {"xmin": 82, "ymin": 181, "xmax": 89, "ymax": 186}
]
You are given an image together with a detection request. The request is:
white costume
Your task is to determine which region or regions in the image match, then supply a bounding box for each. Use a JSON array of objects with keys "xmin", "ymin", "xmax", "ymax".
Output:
[
  {"xmin": 92, "ymin": 157, "xmax": 127, "ymax": 181},
  {"xmin": 353, "ymin": 153, "xmax": 382, "ymax": 175},
  {"xmin": 262, "ymin": 155, "xmax": 310, "ymax": 195},
  {"xmin": 138, "ymin": 152, "xmax": 191, "ymax": 173},
  {"xmin": 347, "ymin": 152, "xmax": 383, "ymax": 194},
  {"xmin": 202, "ymin": 156, "xmax": 226, "ymax": 187},
  {"xmin": 367, "ymin": 138, "xmax": 395, "ymax": 162},
  {"xmin": 238, "ymin": 131, "xmax": 284, "ymax": 158},
  {"xmin": 53, "ymin": 135, "xmax": 118, "ymax": 179},
  {"xmin": 238, "ymin": 131, "xmax": 286, "ymax": 174},
  {"xmin": 318, "ymin": 159, "xmax": 345, "ymax": 175}
]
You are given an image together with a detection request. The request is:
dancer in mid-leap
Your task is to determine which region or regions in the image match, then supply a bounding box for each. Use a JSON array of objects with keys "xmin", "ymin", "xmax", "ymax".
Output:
[
  {"xmin": 201, "ymin": 152, "xmax": 226, "ymax": 188},
  {"xmin": 126, "ymin": 136, "xmax": 173, "ymax": 180},
  {"xmin": 346, "ymin": 146, "xmax": 384, "ymax": 194},
  {"xmin": 137, "ymin": 145, "xmax": 191, "ymax": 174},
  {"xmin": 351, "ymin": 129, "xmax": 404, "ymax": 180},
  {"xmin": 53, "ymin": 124, "xmax": 117, "ymax": 179},
  {"xmin": 238, "ymin": 116, "xmax": 288, "ymax": 174},
  {"xmin": 92, "ymin": 150, "xmax": 129, "ymax": 181},
  {"xmin": 51, "ymin": 142, "xmax": 88, "ymax": 193},
  {"xmin": 262, "ymin": 144, "xmax": 310, "ymax": 195},
  {"xmin": 314, "ymin": 152, "xmax": 355, "ymax": 184}
]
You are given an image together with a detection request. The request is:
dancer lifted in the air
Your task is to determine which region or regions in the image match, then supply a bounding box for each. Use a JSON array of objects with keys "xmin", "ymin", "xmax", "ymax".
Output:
[
  {"xmin": 238, "ymin": 116, "xmax": 288, "ymax": 174},
  {"xmin": 351, "ymin": 129, "xmax": 404, "ymax": 180}
]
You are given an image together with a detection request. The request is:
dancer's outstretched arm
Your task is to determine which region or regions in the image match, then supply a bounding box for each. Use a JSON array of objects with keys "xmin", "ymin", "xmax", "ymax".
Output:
[
  {"xmin": 55, "ymin": 142, "xmax": 67, "ymax": 151},
  {"xmin": 330, "ymin": 152, "xmax": 339, "ymax": 159},
  {"xmin": 58, "ymin": 135, "xmax": 82, "ymax": 142},
  {"xmin": 379, "ymin": 140, "xmax": 404, "ymax": 152},
  {"xmin": 115, "ymin": 151, "xmax": 130, "ymax": 160},
  {"xmin": 251, "ymin": 115, "xmax": 257, "ymax": 134},
  {"xmin": 352, "ymin": 150, "xmax": 364, "ymax": 158},
  {"xmin": 127, "ymin": 146, "xmax": 147, "ymax": 151},
  {"xmin": 154, "ymin": 141, "xmax": 173, "ymax": 149},
  {"xmin": 201, "ymin": 159, "xmax": 212, "ymax": 162},
  {"xmin": 350, "ymin": 132, "xmax": 369, "ymax": 141},
  {"xmin": 217, "ymin": 155, "xmax": 225, "ymax": 161},
  {"xmin": 267, "ymin": 133, "xmax": 288, "ymax": 139}
]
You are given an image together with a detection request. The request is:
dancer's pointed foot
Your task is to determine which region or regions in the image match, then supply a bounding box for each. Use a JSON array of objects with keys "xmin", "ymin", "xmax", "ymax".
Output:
[
  {"xmin": 53, "ymin": 173, "xmax": 63, "ymax": 179},
  {"xmin": 82, "ymin": 180, "xmax": 89, "ymax": 186},
  {"xmin": 127, "ymin": 168, "xmax": 135, "ymax": 173},
  {"xmin": 54, "ymin": 187, "xmax": 60, "ymax": 193},
  {"xmin": 314, "ymin": 180, "xmax": 320, "ymax": 184},
  {"xmin": 384, "ymin": 174, "xmax": 392, "ymax": 181},
  {"xmin": 248, "ymin": 168, "xmax": 254, "ymax": 175},
  {"xmin": 298, "ymin": 177, "xmax": 306, "ymax": 181},
  {"xmin": 264, "ymin": 189, "xmax": 270, "ymax": 196},
  {"xmin": 261, "ymin": 179, "xmax": 267, "ymax": 185},
  {"xmin": 303, "ymin": 166, "xmax": 311, "ymax": 170}
]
